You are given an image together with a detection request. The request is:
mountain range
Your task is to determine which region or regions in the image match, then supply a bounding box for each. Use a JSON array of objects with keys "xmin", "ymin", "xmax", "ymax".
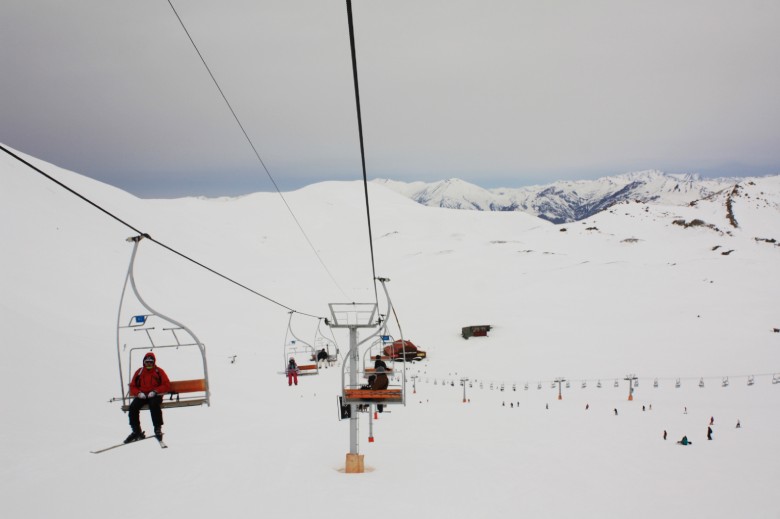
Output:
[{"xmin": 374, "ymin": 170, "xmax": 777, "ymax": 224}]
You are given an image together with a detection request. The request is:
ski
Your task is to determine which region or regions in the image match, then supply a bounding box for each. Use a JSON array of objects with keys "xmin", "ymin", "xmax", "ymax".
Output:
[{"xmin": 90, "ymin": 434, "xmax": 166, "ymax": 454}]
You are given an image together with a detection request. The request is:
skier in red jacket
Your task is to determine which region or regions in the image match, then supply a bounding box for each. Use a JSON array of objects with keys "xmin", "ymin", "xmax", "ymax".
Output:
[{"xmin": 125, "ymin": 352, "xmax": 171, "ymax": 443}]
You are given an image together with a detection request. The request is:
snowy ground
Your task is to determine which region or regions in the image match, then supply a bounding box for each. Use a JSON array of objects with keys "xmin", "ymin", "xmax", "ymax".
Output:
[{"xmin": 2, "ymin": 147, "xmax": 779, "ymax": 518}]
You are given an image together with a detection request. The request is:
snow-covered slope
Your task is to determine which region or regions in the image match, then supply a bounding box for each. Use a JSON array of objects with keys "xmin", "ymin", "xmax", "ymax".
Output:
[
  {"xmin": 2, "ymin": 147, "xmax": 780, "ymax": 518},
  {"xmin": 374, "ymin": 171, "xmax": 772, "ymax": 223}
]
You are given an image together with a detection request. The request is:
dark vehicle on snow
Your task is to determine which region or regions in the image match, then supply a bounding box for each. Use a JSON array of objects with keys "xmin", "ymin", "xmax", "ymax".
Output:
[{"xmin": 383, "ymin": 340, "xmax": 426, "ymax": 362}]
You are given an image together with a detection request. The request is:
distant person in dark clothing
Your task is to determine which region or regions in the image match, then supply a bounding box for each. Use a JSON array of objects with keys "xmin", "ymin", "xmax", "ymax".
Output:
[
  {"xmin": 707, "ymin": 426, "xmax": 713, "ymax": 440},
  {"xmin": 316, "ymin": 348, "xmax": 328, "ymax": 367},
  {"xmin": 371, "ymin": 365, "xmax": 389, "ymax": 413},
  {"xmin": 371, "ymin": 366, "xmax": 389, "ymax": 391},
  {"xmin": 374, "ymin": 355, "xmax": 388, "ymax": 371},
  {"xmin": 677, "ymin": 435, "xmax": 691, "ymax": 445},
  {"xmin": 663, "ymin": 430, "xmax": 667, "ymax": 440}
]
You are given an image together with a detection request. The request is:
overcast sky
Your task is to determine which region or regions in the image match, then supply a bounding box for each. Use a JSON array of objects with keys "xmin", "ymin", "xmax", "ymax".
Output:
[{"xmin": 3, "ymin": 0, "xmax": 779, "ymax": 198}]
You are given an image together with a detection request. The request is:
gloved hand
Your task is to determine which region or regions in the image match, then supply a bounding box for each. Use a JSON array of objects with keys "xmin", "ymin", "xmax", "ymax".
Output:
[
  {"xmin": 148, "ymin": 391, "xmax": 157, "ymax": 398},
  {"xmin": 137, "ymin": 392, "xmax": 147, "ymax": 399}
]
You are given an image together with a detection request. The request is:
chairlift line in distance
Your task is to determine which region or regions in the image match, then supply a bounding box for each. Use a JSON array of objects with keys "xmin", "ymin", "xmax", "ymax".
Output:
[{"xmin": 113, "ymin": 235, "xmax": 210, "ymax": 412}]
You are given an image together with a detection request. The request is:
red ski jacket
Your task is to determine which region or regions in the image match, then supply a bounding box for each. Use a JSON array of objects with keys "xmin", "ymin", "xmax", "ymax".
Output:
[{"xmin": 129, "ymin": 353, "xmax": 171, "ymax": 396}]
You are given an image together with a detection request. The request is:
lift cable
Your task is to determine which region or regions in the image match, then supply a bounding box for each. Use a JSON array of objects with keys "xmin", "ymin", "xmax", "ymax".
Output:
[
  {"xmin": 344, "ymin": 0, "xmax": 380, "ymax": 306},
  {"xmin": 166, "ymin": 0, "xmax": 348, "ymax": 301},
  {"xmin": 0, "ymin": 143, "xmax": 324, "ymax": 320}
]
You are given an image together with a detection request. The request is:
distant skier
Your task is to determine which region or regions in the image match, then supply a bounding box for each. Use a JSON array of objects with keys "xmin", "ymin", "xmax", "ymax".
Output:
[
  {"xmin": 677, "ymin": 435, "xmax": 691, "ymax": 446},
  {"xmin": 707, "ymin": 426, "xmax": 713, "ymax": 440},
  {"xmin": 585, "ymin": 403, "xmax": 589, "ymax": 410},
  {"xmin": 663, "ymin": 430, "xmax": 667, "ymax": 440},
  {"xmin": 709, "ymin": 416, "xmax": 714, "ymax": 425},
  {"xmin": 374, "ymin": 354, "xmax": 388, "ymax": 371},
  {"xmin": 125, "ymin": 352, "xmax": 171, "ymax": 443},
  {"xmin": 736, "ymin": 420, "xmax": 741, "ymax": 428},
  {"xmin": 614, "ymin": 408, "xmax": 618, "ymax": 416},
  {"xmin": 287, "ymin": 357, "xmax": 299, "ymax": 386},
  {"xmin": 371, "ymin": 365, "xmax": 389, "ymax": 413},
  {"xmin": 316, "ymin": 348, "xmax": 328, "ymax": 367}
]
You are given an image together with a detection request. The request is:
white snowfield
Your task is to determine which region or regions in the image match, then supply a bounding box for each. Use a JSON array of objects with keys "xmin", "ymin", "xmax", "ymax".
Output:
[{"xmin": 2, "ymin": 146, "xmax": 779, "ymax": 518}]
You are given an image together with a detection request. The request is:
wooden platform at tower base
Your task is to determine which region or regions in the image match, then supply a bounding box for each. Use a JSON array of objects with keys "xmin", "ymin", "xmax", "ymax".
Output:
[{"xmin": 345, "ymin": 453, "xmax": 364, "ymax": 473}]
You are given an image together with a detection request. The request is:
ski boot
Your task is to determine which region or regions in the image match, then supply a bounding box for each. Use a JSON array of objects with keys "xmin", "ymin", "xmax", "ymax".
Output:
[{"xmin": 124, "ymin": 429, "xmax": 145, "ymax": 444}]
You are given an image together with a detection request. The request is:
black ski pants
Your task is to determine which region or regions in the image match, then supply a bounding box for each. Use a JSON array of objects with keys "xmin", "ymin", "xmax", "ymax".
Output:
[{"xmin": 128, "ymin": 395, "xmax": 164, "ymax": 432}]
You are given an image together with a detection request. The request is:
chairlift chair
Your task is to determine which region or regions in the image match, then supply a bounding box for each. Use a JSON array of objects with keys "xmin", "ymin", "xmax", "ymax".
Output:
[
  {"xmin": 283, "ymin": 312, "xmax": 319, "ymax": 376},
  {"xmin": 596, "ymin": 380, "xmax": 601, "ymax": 389},
  {"xmin": 614, "ymin": 379, "xmax": 619, "ymax": 388},
  {"xmin": 699, "ymin": 378, "xmax": 705, "ymax": 388},
  {"xmin": 653, "ymin": 378, "xmax": 658, "ymax": 388},
  {"xmin": 722, "ymin": 377, "xmax": 729, "ymax": 387},
  {"xmin": 113, "ymin": 236, "xmax": 210, "ymax": 412},
  {"xmin": 675, "ymin": 378, "xmax": 681, "ymax": 388},
  {"xmin": 314, "ymin": 318, "xmax": 340, "ymax": 366},
  {"xmin": 747, "ymin": 375, "xmax": 755, "ymax": 386}
]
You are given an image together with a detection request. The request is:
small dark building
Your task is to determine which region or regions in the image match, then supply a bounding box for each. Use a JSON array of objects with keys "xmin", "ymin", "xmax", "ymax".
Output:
[{"xmin": 462, "ymin": 325, "xmax": 491, "ymax": 340}]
